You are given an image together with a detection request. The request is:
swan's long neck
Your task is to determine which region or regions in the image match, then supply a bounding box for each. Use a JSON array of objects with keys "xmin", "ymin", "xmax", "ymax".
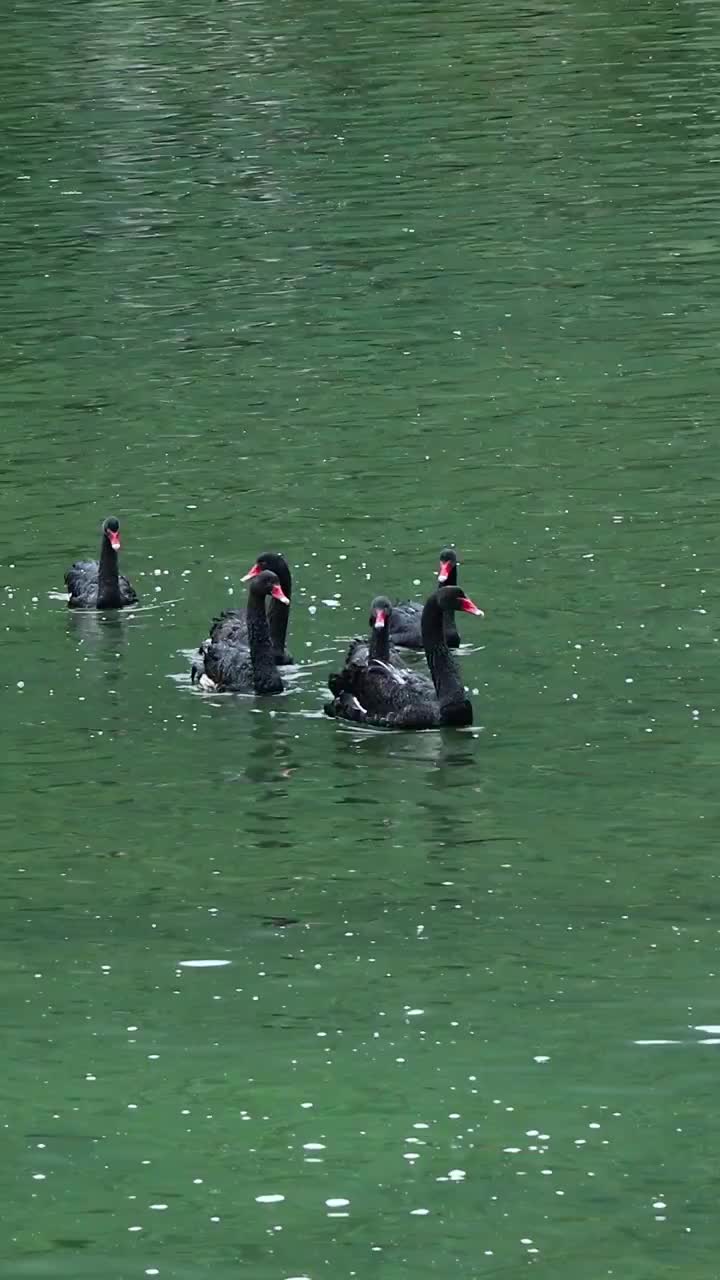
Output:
[
  {"xmin": 368, "ymin": 621, "xmax": 391, "ymax": 662},
  {"xmin": 422, "ymin": 597, "xmax": 469, "ymax": 723},
  {"xmin": 97, "ymin": 535, "xmax": 121, "ymax": 607},
  {"xmin": 442, "ymin": 566, "xmax": 458, "ymax": 641},
  {"xmin": 267, "ymin": 562, "xmax": 291, "ymax": 656},
  {"xmin": 247, "ymin": 593, "xmax": 280, "ymax": 693}
]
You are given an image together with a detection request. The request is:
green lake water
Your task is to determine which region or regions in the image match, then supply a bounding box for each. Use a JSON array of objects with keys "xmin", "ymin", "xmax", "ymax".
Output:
[{"xmin": 2, "ymin": 0, "xmax": 720, "ymax": 1276}]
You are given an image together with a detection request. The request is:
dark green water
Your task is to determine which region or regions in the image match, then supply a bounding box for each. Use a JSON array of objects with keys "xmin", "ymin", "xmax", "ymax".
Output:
[{"xmin": 3, "ymin": 0, "xmax": 720, "ymax": 1276}]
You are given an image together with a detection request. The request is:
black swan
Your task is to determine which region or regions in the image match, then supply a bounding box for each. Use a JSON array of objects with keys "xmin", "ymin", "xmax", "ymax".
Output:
[
  {"xmin": 64, "ymin": 517, "xmax": 138, "ymax": 609},
  {"xmin": 324, "ymin": 585, "xmax": 483, "ymax": 730},
  {"xmin": 329, "ymin": 595, "xmax": 412, "ymax": 696},
  {"xmin": 191, "ymin": 570, "xmax": 289, "ymax": 694},
  {"xmin": 205, "ymin": 551, "xmax": 293, "ymax": 665},
  {"xmin": 390, "ymin": 548, "xmax": 462, "ymax": 649}
]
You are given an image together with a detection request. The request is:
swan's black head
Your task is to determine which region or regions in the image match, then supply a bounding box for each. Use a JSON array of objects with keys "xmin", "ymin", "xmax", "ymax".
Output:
[
  {"xmin": 436, "ymin": 585, "xmax": 484, "ymax": 617},
  {"xmin": 103, "ymin": 517, "xmax": 121, "ymax": 551},
  {"xmin": 369, "ymin": 595, "xmax": 393, "ymax": 631},
  {"xmin": 437, "ymin": 548, "xmax": 459, "ymax": 583},
  {"xmin": 242, "ymin": 551, "xmax": 291, "ymax": 595},
  {"xmin": 248, "ymin": 569, "xmax": 290, "ymax": 606}
]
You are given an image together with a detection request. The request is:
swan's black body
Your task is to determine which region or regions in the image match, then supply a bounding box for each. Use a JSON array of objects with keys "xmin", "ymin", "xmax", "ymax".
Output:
[
  {"xmin": 325, "ymin": 585, "xmax": 483, "ymax": 730},
  {"xmin": 390, "ymin": 548, "xmax": 461, "ymax": 649},
  {"xmin": 65, "ymin": 517, "xmax": 138, "ymax": 609},
  {"xmin": 327, "ymin": 596, "xmax": 418, "ymax": 703},
  {"xmin": 192, "ymin": 570, "xmax": 288, "ymax": 694},
  {"xmin": 205, "ymin": 552, "xmax": 293, "ymax": 665}
]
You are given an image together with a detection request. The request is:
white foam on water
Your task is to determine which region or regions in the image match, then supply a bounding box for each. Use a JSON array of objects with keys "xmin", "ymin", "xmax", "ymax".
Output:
[{"xmin": 633, "ymin": 1039, "xmax": 679, "ymax": 1045}]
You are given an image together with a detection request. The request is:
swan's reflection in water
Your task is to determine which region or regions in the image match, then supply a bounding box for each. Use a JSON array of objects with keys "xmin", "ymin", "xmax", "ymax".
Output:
[
  {"xmin": 67, "ymin": 608, "xmax": 128, "ymax": 639},
  {"xmin": 225, "ymin": 714, "xmax": 301, "ymax": 862},
  {"xmin": 67, "ymin": 609, "xmax": 129, "ymax": 694},
  {"xmin": 319, "ymin": 726, "xmax": 505, "ymax": 914},
  {"xmin": 189, "ymin": 703, "xmax": 494, "ymax": 900},
  {"xmin": 241, "ymin": 709, "xmax": 300, "ymax": 788},
  {"xmin": 329, "ymin": 720, "xmax": 482, "ymax": 777},
  {"xmin": 323, "ymin": 723, "xmax": 487, "ymax": 842}
]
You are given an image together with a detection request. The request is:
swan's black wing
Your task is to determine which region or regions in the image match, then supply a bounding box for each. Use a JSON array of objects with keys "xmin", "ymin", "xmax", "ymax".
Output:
[
  {"xmin": 323, "ymin": 684, "xmax": 440, "ymax": 730},
  {"xmin": 192, "ymin": 611, "xmax": 246, "ymax": 684},
  {"xmin": 199, "ymin": 638, "xmax": 284, "ymax": 695},
  {"xmin": 65, "ymin": 560, "xmax": 99, "ymax": 607},
  {"xmin": 208, "ymin": 608, "xmax": 292, "ymax": 665},
  {"xmin": 326, "ymin": 641, "xmax": 438, "ymax": 728},
  {"xmin": 209, "ymin": 608, "xmax": 247, "ymax": 648},
  {"xmin": 118, "ymin": 575, "xmax": 138, "ymax": 607},
  {"xmin": 201, "ymin": 640, "xmax": 255, "ymax": 692},
  {"xmin": 339, "ymin": 634, "xmax": 406, "ymax": 672},
  {"xmin": 326, "ymin": 632, "xmax": 406, "ymax": 701},
  {"xmin": 389, "ymin": 600, "xmax": 460, "ymax": 649},
  {"xmin": 356, "ymin": 659, "xmax": 436, "ymax": 716},
  {"xmin": 341, "ymin": 635, "xmax": 374, "ymax": 671},
  {"xmin": 65, "ymin": 560, "xmax": 137, "ymax": 610},
  {"xmin": 388, "ymin": 601, "xmax": 423, "ymax": 649}
]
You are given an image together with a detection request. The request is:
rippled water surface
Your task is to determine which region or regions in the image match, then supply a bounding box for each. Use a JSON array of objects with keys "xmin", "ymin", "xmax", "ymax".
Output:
[{"xmin": 2, "ymin": 0, "xmax": 720, "ymax": 1276}]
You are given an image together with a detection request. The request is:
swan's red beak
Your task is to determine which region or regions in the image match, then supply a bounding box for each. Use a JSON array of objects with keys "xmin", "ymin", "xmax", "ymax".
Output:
[
  {"xmin": 271, "ymin": 584, "xmax": 290, "ymax": 605},
  {"xmin": 108, "ymin": 530, "xmax": 121, "ymax": 551},
  {"xmin": 460, "ymin": 595, "xmax": 484, "ymax": 617},
  {"xmin": 241, "ymin": 562, "xmax": 262, "ymax": 582},
  {"xmin": 373, "ymin": 609, "xmax": 387, "ymax": 629},
  {"xmin": 438, "ymin": 559, "xmax": 454, "ymax": 583}
]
